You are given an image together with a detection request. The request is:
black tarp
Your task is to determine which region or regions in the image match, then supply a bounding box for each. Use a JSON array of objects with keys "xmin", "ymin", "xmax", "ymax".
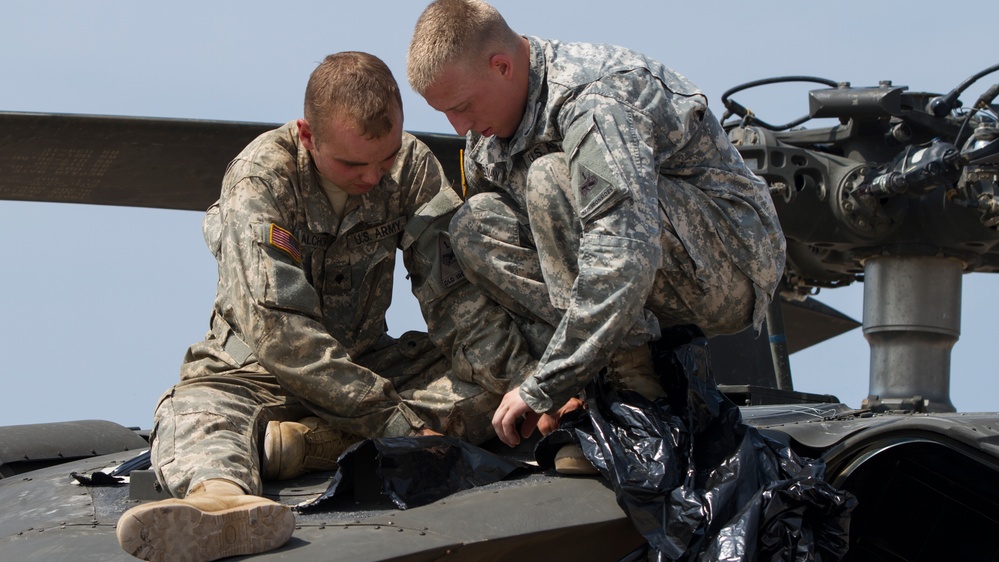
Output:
[
  {"xmin": 298, "ymin": 435, "xmax": 530, "ymax": 512},
  {"xmin": 535, "ymin": 326, "xmax": 856, "ymax": 561}
]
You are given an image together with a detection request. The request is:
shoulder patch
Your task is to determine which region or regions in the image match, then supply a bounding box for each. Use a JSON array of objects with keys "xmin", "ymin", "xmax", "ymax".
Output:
[{"xmin": 269, "ymin": 224, "xmax": 302, "ymax": 263}]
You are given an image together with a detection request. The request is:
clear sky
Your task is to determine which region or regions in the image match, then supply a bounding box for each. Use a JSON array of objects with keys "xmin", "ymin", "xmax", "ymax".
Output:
[{"xmin": 1, "ymin": 0, "xmax": 996, "ymax": 428}]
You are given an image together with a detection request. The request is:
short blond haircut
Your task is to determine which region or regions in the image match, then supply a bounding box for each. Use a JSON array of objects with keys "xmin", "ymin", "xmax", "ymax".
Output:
[
  {"xmin": 407, "ymin": 0, "xmax": 520, "ymax": 94},
  {"xmin": 304, "ymin": 51, "xmax": 403, "ymax": 141}
]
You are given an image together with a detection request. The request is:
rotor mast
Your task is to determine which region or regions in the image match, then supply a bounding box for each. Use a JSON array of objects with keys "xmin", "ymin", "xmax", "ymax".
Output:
[{"xmin": 862, "ymin": 255, "xmax": 961, "ymax": 412}]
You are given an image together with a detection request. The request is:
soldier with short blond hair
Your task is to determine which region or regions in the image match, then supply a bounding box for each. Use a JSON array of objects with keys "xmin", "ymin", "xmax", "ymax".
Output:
[{"xmin": 408, "ymin": 0, "xmax": 786, "ymax": 465}]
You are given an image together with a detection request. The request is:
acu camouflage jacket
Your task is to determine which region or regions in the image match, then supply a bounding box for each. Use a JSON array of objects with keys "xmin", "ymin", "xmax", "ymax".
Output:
[
  {"xmin": 462, "ymin": 37, "xmax": 786, "ymax": 411},
  {"xmin": 182, "ymin": 122, "xmax": 535, "ymax": 437}
]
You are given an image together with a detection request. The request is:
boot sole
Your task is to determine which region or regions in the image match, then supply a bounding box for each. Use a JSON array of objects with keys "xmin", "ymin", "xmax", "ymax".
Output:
[
  {"xmin": 554, "ymin": 444, "xmax": 600, "ymax": 476},
  {"xmin": 116, "ymin": 499, "xmax": 295, "ymax": 562}
]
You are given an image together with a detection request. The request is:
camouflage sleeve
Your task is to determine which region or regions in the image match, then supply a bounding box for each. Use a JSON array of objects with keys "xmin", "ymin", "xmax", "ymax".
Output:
[
  {"xmin": 402, "ymin": 187, "xmax": 539, "ymax": 396},
  {"xmin": 392, "ymin": 133, "xmax": 447, "ymax": 243},
  {"xmin": 213, "ymin": 163, "xmax": 426, "ymax": 438},
  {"xmin": 518, "ymin": 73, "xmax": 687, "ymax": 412}
]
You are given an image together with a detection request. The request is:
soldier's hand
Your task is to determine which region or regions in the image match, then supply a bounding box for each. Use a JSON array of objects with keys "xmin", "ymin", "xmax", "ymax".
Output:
[
  {"xmin": 492, "ymin": 389, "xmax": 537, "ymax": 447},
  {"xmin": 537, "ymin": 397, "xmax": 585, "ymax": 435},
  {"xmin": 415, "ymin": 428, "xmax": 443, "ymax": 437}
]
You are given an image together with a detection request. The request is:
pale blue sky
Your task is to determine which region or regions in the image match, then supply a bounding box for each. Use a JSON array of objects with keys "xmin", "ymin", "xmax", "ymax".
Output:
[{"xmin": 1, "ymin": 0, "xmax": 996, "ymax": 428}]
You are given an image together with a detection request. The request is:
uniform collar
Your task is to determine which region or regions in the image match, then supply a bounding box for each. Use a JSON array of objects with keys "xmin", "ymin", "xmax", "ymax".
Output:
[
  {"xmin": 293, "ymin": 122, "xmax": 336, "ymax": 234},
  {"xmin": 507, "ymin": 36, "xmax": 549, "ymax": 156},
  {"xmin": 467, "ymin": 36, "xmax": 550, "ymax": 167}
]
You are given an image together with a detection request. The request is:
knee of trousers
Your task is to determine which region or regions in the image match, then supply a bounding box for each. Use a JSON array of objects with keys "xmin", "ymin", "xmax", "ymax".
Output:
[
  {"xmin": 655, "ymin": 276, "xmax": 756, "ymax": 336},
  {"xmin": 450, "ymin": 192, "xmax": 525, "ymax": 258},
  {"xmin": 525, "ymin": 153, "xmax": 572, "ymax": 206},
  {"xmin": 526, "ymin": 153, "xmax": 569, "ymax": 186}
]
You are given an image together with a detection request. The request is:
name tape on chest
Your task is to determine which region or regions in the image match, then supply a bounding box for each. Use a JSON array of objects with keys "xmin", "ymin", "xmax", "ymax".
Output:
[
  {"xmin": 298, "ymin": 232, "xmax": 332, "ymax": 249},
  {"xmin": 347, "ymin": 217, "xmax": 407, "ymax": 249}
]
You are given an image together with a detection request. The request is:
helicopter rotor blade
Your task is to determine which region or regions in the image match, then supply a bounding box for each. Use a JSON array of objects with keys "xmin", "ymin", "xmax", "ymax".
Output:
[{"xmin": 0, "ymin": 112, "xmax": 468, "ymax": 213}]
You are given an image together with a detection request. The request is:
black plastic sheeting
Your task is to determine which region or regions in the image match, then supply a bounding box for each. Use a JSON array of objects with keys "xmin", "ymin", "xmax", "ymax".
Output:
[
  {"xmin": 298, "ymin": 435, "xmax": 530, "ymax": 512},
  {"xmin": 535, "ymin": 326, "xmax": 856, "ymax": 561},
  {"xmin": 71, "ymin": 449, "xmax": 152, "ymax": 486}
]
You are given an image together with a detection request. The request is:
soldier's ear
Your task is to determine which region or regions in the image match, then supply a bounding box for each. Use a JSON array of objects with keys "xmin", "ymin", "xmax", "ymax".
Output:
[
  {"xmin": 489, "ymin": 52, "xmax": 514, "ymax": 81},
  {"xmin": 297, "ymin": 119, "xmax": 317, "ymax": 150}
]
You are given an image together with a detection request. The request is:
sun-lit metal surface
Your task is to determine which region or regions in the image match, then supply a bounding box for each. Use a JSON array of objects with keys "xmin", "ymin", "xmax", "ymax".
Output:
[
  {"xmin": 0, "ymin": 443, "xmax": 645, "ymax": 561},
  {"xmin": 0, "ymin": 420, "xmax": 149, "ymax": 479}
]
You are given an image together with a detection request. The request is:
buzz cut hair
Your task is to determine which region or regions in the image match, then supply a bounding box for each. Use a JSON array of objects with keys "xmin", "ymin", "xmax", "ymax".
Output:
[
  {"xmin": 407, "ymin": 0, "xmax": 519, "ymax": 95},
  {"xmin": 304, "ymin": 51, "xmax": 404, "ymax": 141}
]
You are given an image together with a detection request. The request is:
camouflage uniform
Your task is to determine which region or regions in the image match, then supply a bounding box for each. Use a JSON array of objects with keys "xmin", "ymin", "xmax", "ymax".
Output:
[
  {"xmin": 450, "ymin": 38, "xmax": 786, "ymax": 413},
  {"xmin": 153, "ymin": 122, "xmax": 536, "ymax": 497}
]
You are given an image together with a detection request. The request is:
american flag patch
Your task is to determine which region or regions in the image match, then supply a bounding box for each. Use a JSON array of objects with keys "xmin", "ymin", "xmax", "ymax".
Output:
[{"xmin": 269, "ymin": 224, "xmax": 302, "ymax": 263}]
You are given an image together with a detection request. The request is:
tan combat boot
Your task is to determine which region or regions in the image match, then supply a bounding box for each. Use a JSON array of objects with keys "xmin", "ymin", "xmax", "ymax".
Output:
[
  {"xmin": 554, "ymin": 443, "xmax": 600, "ymax": 475},
  {"xmin": 262, "ymin": 416, "xmax": 361, "ymax": 481},
  {"xmin": 546, "ymin": 398, "xmax": 600, "ymax": 476},
  {"xmin": 116, "ymin": 479, "xmax": 294, "ymax": 562},
  {"xmin": 606, "ymin": 344, "xmax": 666, "ymax": 401},
  {"xmin": 554, "ymin": 346, "xmax": 665, "ymax": 476}
]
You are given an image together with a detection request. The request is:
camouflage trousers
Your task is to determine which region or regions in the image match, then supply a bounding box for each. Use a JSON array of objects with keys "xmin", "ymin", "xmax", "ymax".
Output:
[
  {"xmin": 151, "ymin": 331, "xmax": 499, "ymax": 498},
  {"xmin": 451, "ymin": 152, "xmax": 756, "ymax": 346}
]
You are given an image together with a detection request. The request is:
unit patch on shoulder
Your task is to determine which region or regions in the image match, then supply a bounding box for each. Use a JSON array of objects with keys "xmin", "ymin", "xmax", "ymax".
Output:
[{"xmin": 269, "ymin": 223, "xmax": 302, "ymax": 263}]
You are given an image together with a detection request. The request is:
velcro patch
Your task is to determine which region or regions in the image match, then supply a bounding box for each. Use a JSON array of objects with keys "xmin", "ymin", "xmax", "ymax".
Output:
[{"xmin": 269, "ymin": 224, "xmax": 302, "ymax": 263}]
